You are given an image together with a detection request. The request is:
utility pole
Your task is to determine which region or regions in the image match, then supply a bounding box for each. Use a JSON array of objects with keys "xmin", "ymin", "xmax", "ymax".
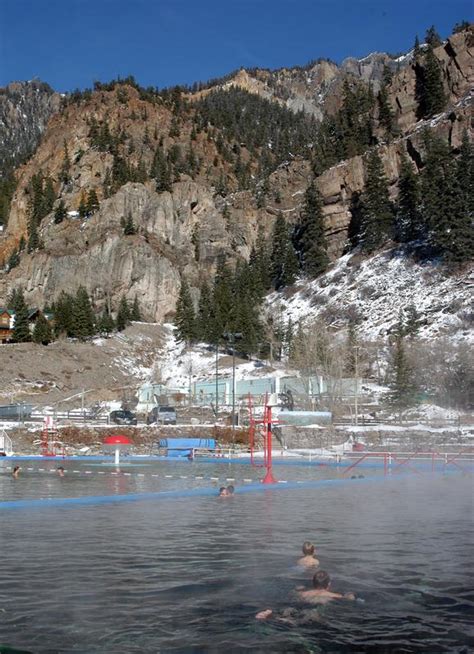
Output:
[
  {"xmin": 354, "ymin": 346, "xmax": 359, "ymax": 426},
  {"xmin": 215, "ymin": 341, "xmax": 219, "ymax": 420},
  {"xmin": 222, "ymin": 331, "xmax": 243, "ymax": 438}
]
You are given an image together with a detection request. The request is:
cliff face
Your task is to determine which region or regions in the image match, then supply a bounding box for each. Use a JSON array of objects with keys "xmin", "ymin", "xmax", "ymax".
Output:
[
  {"xmin": 0, "ymin": 29, "xmax": 472, "ymax": 321},
  {"xmin": 0, "ymin": 80, "xmax": 62, "ymax": 173}
]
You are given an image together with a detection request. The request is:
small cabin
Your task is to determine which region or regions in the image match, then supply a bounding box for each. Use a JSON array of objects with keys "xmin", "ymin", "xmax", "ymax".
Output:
[{"xmin": 0, "ymin": 308, "xmax": 14, "ymax": 343}]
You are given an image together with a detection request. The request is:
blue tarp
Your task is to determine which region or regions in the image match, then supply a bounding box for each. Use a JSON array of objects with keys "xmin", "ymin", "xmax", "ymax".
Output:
[{"xmin": 159, "ymin": 438, "xmax": 216, "ymax": 457}]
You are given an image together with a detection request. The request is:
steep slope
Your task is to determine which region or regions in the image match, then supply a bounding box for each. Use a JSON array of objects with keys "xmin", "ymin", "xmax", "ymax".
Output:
[
  {"xmin": 0, "ymin": 80, "xmax": 62, "ymax": 173},
  {"xmin": 0, "ymin": 27, "xmax": 471, "ymax": 330}
]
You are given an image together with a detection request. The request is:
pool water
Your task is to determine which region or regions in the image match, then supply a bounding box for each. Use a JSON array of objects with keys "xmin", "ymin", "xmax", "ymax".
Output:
[{"xmin": 0, "ymin": 465, "xmax": 472, "ymax": 653}]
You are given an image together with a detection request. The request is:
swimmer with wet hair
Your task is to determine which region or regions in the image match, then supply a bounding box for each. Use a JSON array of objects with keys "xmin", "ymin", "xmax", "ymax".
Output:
[
  {"xmin": 297, "ymin": 541, "xmax": 319, "ymax": 568},
  {"xmin": 218, "ymin": 486, "xmax": 229, "ymax": 497},
  {"xmin": 226, "ymin": 484, "xmax": 235, "ymax": 495},
  {"xmin": 56, "ymin": 466, "xmax": 65, "ymax": 477},
  {"xmin": 296, "ymin": 570, "xmax": 355, "ymax": 605},
  {"xmin": 256, "ymin": 570, "xmax": 355, "ymax": 619},
  {"xmin": 12, "ymin": 466, "xmax": 20, "ymax": 478}
]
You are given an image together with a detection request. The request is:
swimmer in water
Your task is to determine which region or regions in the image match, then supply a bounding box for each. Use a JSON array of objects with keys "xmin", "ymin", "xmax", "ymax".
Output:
[
  {"xmin": 296, "ymin": 570, "xmax": 355, "ymax": 605},
  {"xmin": 297, "ymin": 541, "xmax": 319, "ymax": 568},
  {"xmin": 56, "ymin": 466, "xmax": 65, "ymax": 477},
  {"xmin": 256, "ymin": 570, "xmax": 355, "ymax": 619},
  {"xmin": 12, "ymin": 466, "xmax": 20, "ymax": 478},
  {"xmin": 226, "ymin": 484, "xmax": 235, "ymax": 495},
  {"xmin": 218, "ymin": 486, "xmax": 229, "ymax": 497}
]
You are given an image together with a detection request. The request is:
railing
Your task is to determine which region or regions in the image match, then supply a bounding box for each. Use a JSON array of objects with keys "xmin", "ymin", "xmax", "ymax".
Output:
[{"xmin": 342, "ymin": 450, "xmax": 474, "ymax": 475}]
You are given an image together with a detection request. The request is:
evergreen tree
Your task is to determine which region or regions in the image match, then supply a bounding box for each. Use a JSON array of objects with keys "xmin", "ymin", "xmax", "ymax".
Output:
[
  {"xmin": 123, "ymin": 213, "xmax": 136, "ymax": 235},
  {"xmin": 73, "ymin": 287, "xmax": 95, "ymax": 340},
  {"xmin": 359, "ymin": 149, "xmax": 393, "ymax": 252},
  {"xmin": 211, "ymin": 256, "xmax": 234, "ymax": 340},
  {"xmin": 457, "ymin": 129, "xmax": 474, "ymax": 218},
  {"xmin": 86, "ymin": 189, "xmax": 100, "ymax": 214},
  {"xmin": 151, "ymin": 146, "xmax": 172, "ymax": 193},
  {"xmin": 377, "ymin": 84, "xmax": 395, "ymax": 135},
  {"xmin": 345, "ymin": 319, "xmax": 358, "ymax": 375},
  {"xmin": 43, "ymin": 178, "xmax": 56, "ymax": 215},
  {"xmin": 270, "ymin": 212, "xmax": 299, "ymax": 289},
  {"xmin": 387, "ymin": 334, "xmax": 419, "ymax": 418},
  {"xmin": 420, "ymin": 132, "xmax": 474, "ymax": 262},
  {"xmin": 417, "ymin": 45, "xmax": 447, "ymax": 118},
  {"xmin": 32, "ymin": 312, "xmax": 52, "ymax": 345},
  {"xmin": 11, "ymin": 290, "xmax": 31, "ymax": 343},
  {"xmin": 53, "ymin": 291, "xmax": 75, "ymax": 337},
  {"xmin": 27, "ymin": 220, "xmax": 40, "ymax": 252},
  {"xmin": 78, "ymin": 193, "xmax": 88, "ymax": 218},
  {"xmin": 413, "ymin": 35, "xmax": 422, "ymax": 60},
  {"xmin": 197, "ymin": 280, "xmax": 213, "ymax": 342},
  {"xmin": 98, "ymin": 307, "xmax": 115, "ymax": 336},
  {"xmin": 296, "ymin": 181, "xmax": 329, "ymax": 278},
  {"xmin": 7, "ymin": 249, "xmax": 20, "ymax": 271},
  {"xmin": 404, "ymin": 304, "xmax": 422, "ymax": 338},
  {"xmin": 174, "ymin": 278, "xmax": 197, "ymax": 343},
  {"xmin": 60, "ymin": 142, "xmax": 71, "ymax": 184},
  {"xmin": 425, "ymin": 25, "xmax": 443, "ymax": 48},
  {"xmin": 395, "ymin": 154, "xmax": 422, "ymax": 242},
  {"xmin": 116, "ymin": 296, "xmax": 131, "ymax": 331},
  {"xmin": 130, "ymin": 296, "xmax": 141, "ymax": 321},
  {"xmin": 54, "ymin": 200, "xmax": 67, "ymax": 224}
]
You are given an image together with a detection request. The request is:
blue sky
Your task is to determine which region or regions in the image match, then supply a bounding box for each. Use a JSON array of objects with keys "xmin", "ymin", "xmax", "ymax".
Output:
[{"xmin": 0, "ymin": 0, "xmax": 471, "ymax": 91}]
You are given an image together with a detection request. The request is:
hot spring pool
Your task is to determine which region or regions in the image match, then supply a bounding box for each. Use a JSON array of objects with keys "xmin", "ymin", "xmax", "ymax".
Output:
[{"xmin": 0, "ymin": 461, "xmax": 472, "ymax": 653}]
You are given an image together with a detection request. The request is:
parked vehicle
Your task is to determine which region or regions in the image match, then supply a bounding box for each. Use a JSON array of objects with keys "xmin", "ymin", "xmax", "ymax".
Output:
[
  {"xmin": 147, "ymin": 406, "xmax": 177, "ymax": 425},
  {"xmin": 0, "ymin": 403, "xmax": 33, "ymax": 420},
  {"xmin": 109, "ymin": 409, "xmax": 137, "ymax": 425}
]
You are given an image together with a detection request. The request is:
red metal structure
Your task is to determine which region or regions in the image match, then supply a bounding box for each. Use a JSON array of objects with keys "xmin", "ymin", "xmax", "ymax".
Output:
[
  {"xmin": 40, "ymin": 416, "xmax": 65, "ymax": 457},
  {"xmin": 248, "ymin": 394, "xmax": 278, "ymax": 484}
]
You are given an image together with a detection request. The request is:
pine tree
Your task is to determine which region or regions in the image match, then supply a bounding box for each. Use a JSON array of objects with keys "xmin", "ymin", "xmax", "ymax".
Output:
[
  {"xmin": 123, "ymin": 213, "xmax": 136, "ymax": 235},
  {"xmin": 32, "ymin": 313, "xmax": 52, "ymax": 345},
  {"xmin": 86, "ymin": 189, "xmax": 100, "ymax": 214},
  {"xmin": 54, "ymin": 200, "xmax": 67, "ymax": 224},
  {"xmin": 116, "ymin": 296, "xmax": 131, "ymax": 331},
  {"xmin": 377, "ymin": 84, "xmax": 395, "ymax": 135},
  {"xmin": 270, "ymin": 212, "xmax": 298, "ymax": 289},
  {"xmin": 457, "ymin": 129, "xmax": 474, "ymax": 217},
  {"xmin": 98, "ymin": 307, "xmax": 115, "ymax": 336},
  {"xmin": 420, "ymin": 132, "xmax": 473, "ymax": 262},
  {"xmin": 359, "ymin": 149, "xmax": 393, "ymax": 252},
  {"xmin": 404, "ymin": 304, "xmax": 422, "ymax": 338},
  {"xmin": 296, "ymin": 181, "xmax": 329, "ymax": 278},
  {"xmin": 152, "ymin": 146, "xmax": 172, "ymax": 193},
  {"xmin": 425, "ymin": 25, "xmax": 442, "ymax": 48},
  {"xmin": 211, "ymin": 256, "xmax": 233, "ymax": 340},
  {"xmin": 53, "ymin": 291, "xmax": 75, "ymax": 337},
  {"xmin": 197, "ymin": 280, "xmax": 213, "ymax": 342},
  {"xmin": 396, "ymin": 154, "xmax": 422, "ymax": 242},
  {"xmin": 12, "ymin": 290, "xmax": 31, "ymax": 343},
  {"xmin": 73, "ymin": 287, "xmax": 95, "ymax": 340},
  {"xmin": 387, "ymin": 334, "xmax": 419, "ymax": 418},
  {"xmin": 60, "ymin": 142, "xmax": 71, "ymax": 184},
  {"xmin": 130, "ymin": 296, "xmax": 141, "ymax": 321},
  {"xmin": 43, "ymin": 178, "xmax": 56, "ymax": 215},
  {"xmin": 345, "ymin": 320, "xmax": 358, "ymax": 375},
  {"xmin": 174, "ymin": 278, "xmax": 197, "ymax": 343},
  {"xmin": 413, "ymin": 35, "xmax": 422, "ymax": 60},
  {"xmin": 27, "ymin": 221, "xmax": 40, "ymax": 252},
  {"xmin": 417, "ymin": 45, "xmax": 447, "ymax": 118},
  {"xmin": 78, "ymin": 193, "xmax": 88, "ymax": 218}
]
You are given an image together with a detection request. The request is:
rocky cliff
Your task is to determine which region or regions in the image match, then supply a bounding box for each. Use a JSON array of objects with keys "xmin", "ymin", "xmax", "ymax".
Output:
[
  {"xmin": 0, "ymin": 80, "xmax": 62, "ymax": 174},
  {"xmin": 0, "ymin": 28, "xmax": 472, "ymax": 323}
]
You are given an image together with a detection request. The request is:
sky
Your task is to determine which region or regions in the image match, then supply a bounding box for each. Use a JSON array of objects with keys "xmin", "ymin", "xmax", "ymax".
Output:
[{"xmin": 0, "ymin": 0, "xmax": 471, "ymax": 91}]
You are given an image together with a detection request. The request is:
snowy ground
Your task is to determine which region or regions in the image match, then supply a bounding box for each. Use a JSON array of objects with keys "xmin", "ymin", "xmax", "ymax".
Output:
[{"xmin": 266, "ymin": 249, "xmax": 473, "ymax": 343}]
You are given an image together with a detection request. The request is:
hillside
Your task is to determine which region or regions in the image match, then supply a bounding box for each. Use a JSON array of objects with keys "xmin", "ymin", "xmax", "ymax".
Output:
[{"xmin": 0, "ymin": 25, "xmax": 472, "ymax": 354}]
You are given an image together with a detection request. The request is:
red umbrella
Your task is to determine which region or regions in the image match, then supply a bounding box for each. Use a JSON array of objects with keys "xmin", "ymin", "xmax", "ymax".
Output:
[{"xmin": 103, "ymin": 434, "xmax": 132, "ymax": 465}]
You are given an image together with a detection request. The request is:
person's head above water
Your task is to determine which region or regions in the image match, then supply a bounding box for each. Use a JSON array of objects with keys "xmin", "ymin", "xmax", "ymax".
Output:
[
  {"xmin": 226, "ymin": 485, "xmax": 235, "ymax": 495},
  {"xmin": 219, "ymin": 487, "xmax": 228, "ymax": 496},
  {"xmin": 312, "ymin": 570, "xmax": 331, "ymax": 590},
  {"xmin": 302, "ymin": 541, "xmax": 315, "ymax": 556}
]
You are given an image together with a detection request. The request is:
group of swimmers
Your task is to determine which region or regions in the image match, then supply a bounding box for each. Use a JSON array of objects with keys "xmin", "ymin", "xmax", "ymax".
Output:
[
  {"xmin": 11, "ymin": 466, "xmax": 65, "ymax": 478},
  {"xmin": 256, "ymin": 541, "xmax": 355, "ymax": 621}
]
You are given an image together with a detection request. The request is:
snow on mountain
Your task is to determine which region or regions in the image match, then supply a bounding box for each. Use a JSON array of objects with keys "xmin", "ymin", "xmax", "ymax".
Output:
[{"xmin": 266, "ymin": 249, "xmax": 473, "ymax": 343}]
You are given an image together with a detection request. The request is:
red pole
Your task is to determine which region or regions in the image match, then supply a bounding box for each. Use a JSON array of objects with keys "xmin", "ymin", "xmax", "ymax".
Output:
[{"xmin": 262, "ymin": 402, "xmax": 277, "ymax": 484}]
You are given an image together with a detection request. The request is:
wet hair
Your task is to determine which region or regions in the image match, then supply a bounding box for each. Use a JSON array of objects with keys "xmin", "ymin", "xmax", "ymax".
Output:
[
  {"xmin": 226, "ymin": 485, "xmax": 234, "ymax": 494},
  {"xmin": 12, "ymin": 466, "xmax": 20, "ymax": 473},
  {"xmin": 57, "ymin": 466, "xmax": 65, "ymax": 471},
  {"xmin": 218, "ymin": 487, "xmax": 226, "ymax": 495},
  {"xmin": 313, "ymin": 570, "xmax": 331, "ymax": 590},
  {"xmin": 302, "ymin": 541, "xmax": 315, "ymax": 556}
]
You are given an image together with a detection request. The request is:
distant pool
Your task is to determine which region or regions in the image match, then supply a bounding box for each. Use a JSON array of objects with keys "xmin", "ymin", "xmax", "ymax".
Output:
[{"xmin": 0, "ymin": 463, "xmax": 472, "ymax": 652}]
